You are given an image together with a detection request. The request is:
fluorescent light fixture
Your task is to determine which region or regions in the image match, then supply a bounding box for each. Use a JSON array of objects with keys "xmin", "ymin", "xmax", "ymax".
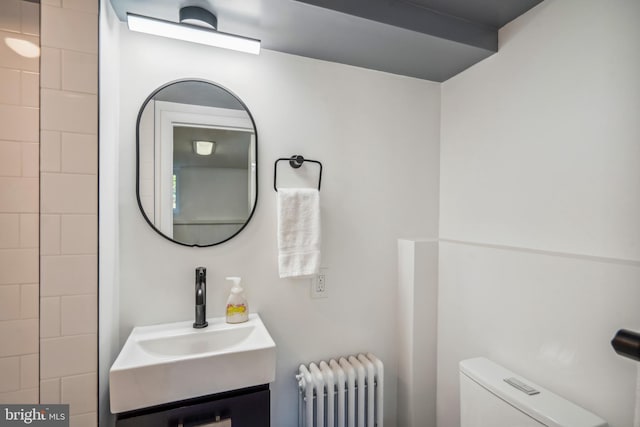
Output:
[
  {"xmin": 127, "ymin": 11, "xmax": 260, "ymax": 55},
  {"xmin": 193, "ymin": 140, "xmax": 216, "ymax": 156}
]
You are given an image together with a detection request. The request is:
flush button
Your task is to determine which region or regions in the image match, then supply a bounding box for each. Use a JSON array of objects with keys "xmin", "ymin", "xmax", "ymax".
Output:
[{"xmin": 504, "ymin": 377, "xmax": 540, "ymax": 395}]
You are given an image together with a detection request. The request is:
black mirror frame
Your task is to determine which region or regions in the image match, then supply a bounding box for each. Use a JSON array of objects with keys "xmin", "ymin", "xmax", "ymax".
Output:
[{"xmin": 135, "ymin": 78, "xmax": 259, "ymax": 248}]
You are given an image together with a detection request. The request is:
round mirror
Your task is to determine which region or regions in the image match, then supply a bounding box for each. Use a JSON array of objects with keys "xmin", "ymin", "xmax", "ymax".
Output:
[{"xmin": 136, "ymin": 80, "xmax": 258, "ymax": 247}]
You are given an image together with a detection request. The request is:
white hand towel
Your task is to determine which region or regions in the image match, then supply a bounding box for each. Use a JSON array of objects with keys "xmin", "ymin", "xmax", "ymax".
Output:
[{"xmin": 277, "ymin": 188, "xmax": 321, "ymax": 278}]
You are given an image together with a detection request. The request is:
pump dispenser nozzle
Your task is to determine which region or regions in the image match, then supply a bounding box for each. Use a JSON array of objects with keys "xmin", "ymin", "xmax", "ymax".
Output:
[{"xmin": 226, "ymin": 276, "xmax": 242, "ymax": 291}]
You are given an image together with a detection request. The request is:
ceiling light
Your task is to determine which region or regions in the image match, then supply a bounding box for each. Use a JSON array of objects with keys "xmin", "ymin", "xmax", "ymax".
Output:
[
  {"xmin": 193, "ymin": 140, "xmax": 216, "ymax": 156},
  {"xmin": 127, "ymin": 7, "xmax": 260, "ymax": 55},
  {"xmin": 4, "ymin": 37, "xmax": 40, "ymax": 58},
  {"xmin": 179, "ymin": 6, "xmax": 216, "ymax": 29}
]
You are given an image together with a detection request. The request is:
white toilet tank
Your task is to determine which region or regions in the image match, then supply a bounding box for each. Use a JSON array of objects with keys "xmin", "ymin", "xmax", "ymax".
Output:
[{"xmin": 459, "ymin": 358, "xmax": 607, "ymax": 427}]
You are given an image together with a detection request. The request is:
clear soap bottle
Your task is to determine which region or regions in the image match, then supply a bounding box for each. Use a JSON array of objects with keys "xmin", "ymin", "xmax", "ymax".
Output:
[{"xmin": 225, "ymin": 277, "xmax": 249, "ymax": 323}]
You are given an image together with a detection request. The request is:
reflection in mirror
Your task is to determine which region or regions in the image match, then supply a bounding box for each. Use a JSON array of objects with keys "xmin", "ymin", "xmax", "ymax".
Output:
[{"xmin": 137, "ymin": 80, "xmax": 257, "ymax": 247}]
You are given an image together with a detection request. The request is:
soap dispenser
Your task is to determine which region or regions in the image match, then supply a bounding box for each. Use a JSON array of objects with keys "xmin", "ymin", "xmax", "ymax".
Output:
[{"xmin": 225, "ymin": 277, "xmax": 249, "ymax": 324}]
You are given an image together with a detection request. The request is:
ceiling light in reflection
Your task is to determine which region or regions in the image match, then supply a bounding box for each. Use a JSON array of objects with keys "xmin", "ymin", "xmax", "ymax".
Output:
[
  {"xmin": 5, "ymin": 37, "xmax": 40, "ymax": 58},
  {"xmin": 193, "ymin": 140, "xmax": 216, "ymax": 156}
]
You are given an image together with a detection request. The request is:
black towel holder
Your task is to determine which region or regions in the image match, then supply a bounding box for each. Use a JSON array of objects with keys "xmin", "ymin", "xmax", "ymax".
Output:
[
  {"xmin": 611, "ymin": 329, "xmax": 640, "ymax": 362},
  {"xmin": 273, "ymin": 155, "xmax": 323, "ymax": 192}
]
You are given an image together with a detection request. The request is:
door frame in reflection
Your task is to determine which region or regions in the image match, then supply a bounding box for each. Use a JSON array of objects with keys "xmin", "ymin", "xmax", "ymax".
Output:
[{"xmin": 154, "ymin": 101, "xmax": 255, "ymax": 238}]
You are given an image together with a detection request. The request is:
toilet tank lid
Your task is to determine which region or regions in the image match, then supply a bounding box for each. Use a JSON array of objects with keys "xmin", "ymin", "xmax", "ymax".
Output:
[{"xmin": 459, "ymin": 358, "xmax": 607, "ymax": 427}]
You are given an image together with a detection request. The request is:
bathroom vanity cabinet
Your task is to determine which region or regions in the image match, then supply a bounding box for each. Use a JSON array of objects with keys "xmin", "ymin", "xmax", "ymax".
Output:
[{"xmin": 115, "ymin": 385, "xmax": 269, "ymax": 427}]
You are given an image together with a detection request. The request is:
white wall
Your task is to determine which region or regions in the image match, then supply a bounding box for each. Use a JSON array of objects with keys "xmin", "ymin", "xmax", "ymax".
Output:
[
  {"xmin": 99, "ymin": 0, "xmax": 120, "ymax": 425},
  {"xmin": 397, "ymin": 239, "xmax": 438, "ymax": 427},
  {"xmin": 439, "ymin": 1, "xmax": 640, "ymax": 427},
  {"xmin": 176, "ymin": 167, "xmax": 248, "ymax": 221},
  {"xmin": 137, "ymin": 99, "xmax": 154, "ymax": 219},
  {"xmin": 174, "ymin": 167, "xmax": 248, "ymax": 244},
  {"xmin": 103, "ymin": 19, "xmax": 441, "ymax": 426}
]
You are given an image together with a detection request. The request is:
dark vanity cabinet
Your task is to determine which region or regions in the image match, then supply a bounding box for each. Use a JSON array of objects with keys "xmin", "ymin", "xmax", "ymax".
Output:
[{"xmin": 115, "ymin": 385, "xmax": 270, "ymax": 427}]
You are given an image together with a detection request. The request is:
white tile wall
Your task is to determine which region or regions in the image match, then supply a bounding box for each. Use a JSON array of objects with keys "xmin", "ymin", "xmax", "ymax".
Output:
[
  {"xmin": 0, "ymin": 69, "xmax": 21, "ymax": 105},
  {"xmin": 0, "ymin": 388, "xmax": 39, "ymax": 404},
  {"xmin": 40, "ymin": 48, "xmax": 61, "ymax": 89},
  {"xmin": 0, "ymin": 1, "xmax": 22, "ymax": 33},
  {"xmin": 0, "ymin": 105, "xmax": 39, "ymax": 141},
  {"xmin": 20, "ymin": 284, "xmax": 39, "ymax": 319},
  {"xmin": 21, "ymin": 143, "xmax": 39, "ymax": 177},
  {"xmin": 61, "ymin": 51, "xmax": 97, "ymax": 94},
  {"xmin": 0, "ymin": 357, "xmax": 20, "ymax": 393},
  {"xmin": 60, "ymin": 215, "xmax": 96, "ymax": 254},
  {"xmin": 0, "ymin": 142, "xmax": 22, "ymax": 176},
  {"xmin": 0, "ymin": 249, "xmax": 38, "ymax": 285},
  {"xmin": 40, "ymin": 255, "xmax": 97, "ymax": 296},
  {"xmin": 40, "ymin": 335, "xmax": 96, "ymax": 378},
  {"xmin": 0, "ymin": 286, "xmax": 21, "ymax": 321},
  {"xmin": 0, "ymin": 177, "xmax": 39, "ymax": 212},
  {"xmin": 40, "ymin": 297, "xmax": 61, "ymax": 338},
  {"xmin": 20, "ymin": 354, "xmax": 39, "ymax": 389},
  {"xmin": 21, "ymin": 72, "xmax": 39, "ymax": 107},
  {"xmin": 41, "ymin": 173, "xmax": 97, "ymax": 213},
  {"xmin": 61, "ymin": 133, "xmax": 97, "ymax": 174},
  {"xmin": 40, "ymin": 214, "xmax": 60, "ymax": 255},
  {"xmin": 0, "ymin": 1, "xmax": 39, "ymax": 400},
  {"xmin": 40, "ymin": 131, "xmax": 61, "ymax": 172},
  {"xmin": 42, "ymin": 0, "xmax": 62, "ymax": 7},
  {"xmin": 19, "ymin": 213, "xmax": 38, "ymax": 247},
  {"xmin": 63, "ymin": 0, "xmax": 98, "ymax": 14},
  {"xmin": 41, "ymin": 6, "xmax": 97, "ymax": 54},
  {"xmin": 40, "ymin": 0, "xmax": 98, "ymax": 421},
  {"xmin": 40, "ymin": 378, "xmax": 60, "ymax": 403},
  {"xmin": 0, "ymin": 214, "xmax": 20, "ymax": 248},
  {"xmin": 60, "ymin": 294, "xmax": 96, "ymax": 335},
  {"xmin": 61, "ymin": 373, "xmax": 96, "ymax": 415},
  {"xmin": 41, "ymin": 90, "xmax": 97, "ymax": 134},
  {"xmin": 20, "ymin": 2, "xmax": 40, "ymax": 36},
  {"xmin": 69, "ymin": 412, "xmax": 97, "ymax": 427},
  {"xmin": 0, "ymin": 30, "xmax": 39, "ymax": 72},
  {"xmin": 0, "ymin": 319, "xmax": 39, "ymax": 357}
]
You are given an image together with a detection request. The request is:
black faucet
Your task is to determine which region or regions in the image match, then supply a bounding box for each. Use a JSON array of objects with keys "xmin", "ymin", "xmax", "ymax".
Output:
[{"xmin": 193, "ymin": 267, "xmax": 208, "ymax": 328}]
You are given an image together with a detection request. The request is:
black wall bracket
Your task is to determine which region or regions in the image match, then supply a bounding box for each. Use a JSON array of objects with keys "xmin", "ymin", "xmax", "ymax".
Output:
[{"xmin": 611, "ymin": 329, "xmax": 640, "ymax": 362}]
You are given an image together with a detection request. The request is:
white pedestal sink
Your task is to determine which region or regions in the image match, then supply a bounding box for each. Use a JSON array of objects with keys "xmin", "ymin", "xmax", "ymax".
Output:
[{"xmin": 109, "ymin": 313, "xmax": 276, "ymax": 413}]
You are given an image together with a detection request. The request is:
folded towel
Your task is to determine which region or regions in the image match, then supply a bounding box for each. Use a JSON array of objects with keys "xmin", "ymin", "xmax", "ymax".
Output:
[{"xmin": 277, "ymin": 188, "xmax": 321, "ymax": 278}]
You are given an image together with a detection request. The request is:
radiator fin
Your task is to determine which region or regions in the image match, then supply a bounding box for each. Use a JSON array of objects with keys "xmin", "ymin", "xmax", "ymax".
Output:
[{"xmin": 297, "ymin": 353, "xmax": 384, "ymax": 427}]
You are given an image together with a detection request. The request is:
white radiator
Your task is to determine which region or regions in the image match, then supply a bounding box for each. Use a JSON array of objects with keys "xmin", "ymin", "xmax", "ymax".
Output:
[{"xmin": 296, "ymin": 353, "xmax": 384, "ymax": 427}]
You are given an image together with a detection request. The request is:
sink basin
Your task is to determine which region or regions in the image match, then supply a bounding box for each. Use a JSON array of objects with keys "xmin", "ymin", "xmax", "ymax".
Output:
[{"xmin": 109, "ymin": 313, "xmax": 276, "ymax": 413}]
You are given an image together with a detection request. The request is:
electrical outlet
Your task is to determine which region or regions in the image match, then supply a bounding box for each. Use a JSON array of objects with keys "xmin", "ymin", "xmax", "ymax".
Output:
[{"xmin": 311, "ymin": 269, "xmax": 328, "ymax": 299}]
